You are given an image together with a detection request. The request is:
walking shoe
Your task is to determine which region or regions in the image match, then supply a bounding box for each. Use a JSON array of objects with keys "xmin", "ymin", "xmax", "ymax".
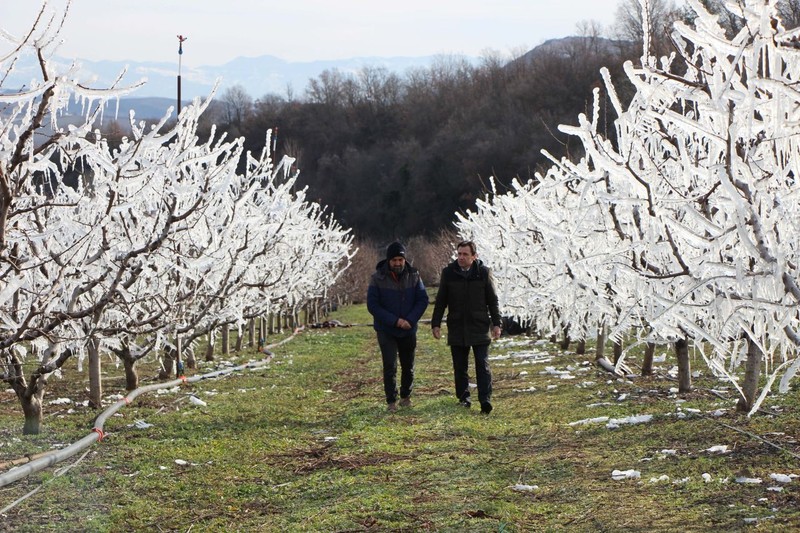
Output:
[
  {"xmin": 399, "ymin": 397, "xmax": 411, "ymax": 408},
  {"xmin": 480, "ymin": 401, "xmax": 493, "ymax": 414},
  {"xmin": 459, "ymin": 399, "xmax": 472, "ymax": 408},
  {"xmin": 387, "ymin": 402, "xmax": 397, "ymax": 412}
]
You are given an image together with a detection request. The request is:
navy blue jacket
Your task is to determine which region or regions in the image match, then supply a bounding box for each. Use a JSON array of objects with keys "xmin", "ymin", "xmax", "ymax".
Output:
[{"xmin": 367, "ymin": 260, "xmax": 429, "ymax": 337}]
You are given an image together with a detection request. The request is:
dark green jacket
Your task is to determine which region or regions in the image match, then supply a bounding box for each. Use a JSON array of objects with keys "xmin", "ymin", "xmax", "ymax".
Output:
[{"xmin": 431, "ymin": 259, "xmax": 502, "ymax": 346}]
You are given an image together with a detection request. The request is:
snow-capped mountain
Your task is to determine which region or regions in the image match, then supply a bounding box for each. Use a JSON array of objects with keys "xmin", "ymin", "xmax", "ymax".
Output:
[{"xmin": 5, "ymin": 52, "xmax": 445, "ymax": 101}]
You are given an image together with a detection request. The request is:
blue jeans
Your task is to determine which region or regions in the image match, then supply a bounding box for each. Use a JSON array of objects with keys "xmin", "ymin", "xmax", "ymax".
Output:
[
  {"xmin": 376, "ymin": 330, "xmax": 416, "ymax": 404},
  {"xmin": 451, "ymin": 344, "xmax": 492, "ymax": 404}
]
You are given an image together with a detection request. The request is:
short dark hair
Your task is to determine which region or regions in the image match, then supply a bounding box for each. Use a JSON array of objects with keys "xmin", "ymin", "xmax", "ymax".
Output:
[{"xmin": 457, "ymin": 240, "xmax": 476, "ymax": 255}]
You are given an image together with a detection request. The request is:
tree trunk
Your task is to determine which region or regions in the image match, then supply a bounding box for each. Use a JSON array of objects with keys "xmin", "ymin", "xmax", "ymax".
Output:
[
  {"xmin": 21, "ymin": 393, "xmax": 43, "ymax": 435},
  {"xmin": 248, "ymin": 319, "xmax": 256, "ymax": 348},
  {"xmin": 560, "ymin": 327, "xmax": 570, "ymax": 351},
  {"xmin": 576, "ymin": 339, "xmax": 586, "ymax": 355},
  {"xmin": 205, "ymin": 330, "xmax": 215, "ymax": 362},
  {"xmin": 613, "ymin": 340, "xmax": 623, "ymax": 364},
  {"xmin": 123, "ymin": 357, "xmax": 139, "ymax": 391},
  {"xmin": 222, "ymin": 327, "xmax": 230, "ymax": 355},
  {"xmin": 737, "ymin": 336, "xmax": 763, "ymax": 412},
  {"xmin": 595, "ymin": 327, "xmax": 606, "ymax": 360},
  {"xmin": 158, "ymin": 348, "xmax": 175, "ymax": 380},
  {"xmin": 235, "ymin": 328, "xmax": 244, "ymax": 351},
  {"xmin": 184, "ymin": 335, "xmax": 196, "ymax": 370},
  {"xmin": 88, "ymin": 337, "xmax": 102, "ymax": 408},
  {"xmin": 675, "ymin": 338, "xmax": 692, "ymax": 393},
  {"xmin": 641, "ymin": 342, "xmax": 655, "ymax": 376}
]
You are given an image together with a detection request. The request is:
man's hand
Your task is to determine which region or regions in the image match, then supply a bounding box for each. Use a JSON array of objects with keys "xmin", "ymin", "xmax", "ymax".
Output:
[
  {"xmin": 432, "ymin": 326, "xmax": 441, "ymax": 339},
  {"xmin": 396, "ymin": 318, "xmax": 412, "ymax": 330},
  {"xmin": 491, "ymin": 325, "xmax": 501, "ymax": 340}
]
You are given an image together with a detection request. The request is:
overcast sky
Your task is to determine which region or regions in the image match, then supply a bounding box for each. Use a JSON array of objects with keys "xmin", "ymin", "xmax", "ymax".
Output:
[{"xmin": 6, "ymin": 1, "xmax": 621, "ymax": 66}]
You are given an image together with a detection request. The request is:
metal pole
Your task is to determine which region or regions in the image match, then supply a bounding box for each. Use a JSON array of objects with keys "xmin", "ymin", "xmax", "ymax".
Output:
[{"xmin": 177, "ymin": 35, "xmax": 187, "ymax": 115}]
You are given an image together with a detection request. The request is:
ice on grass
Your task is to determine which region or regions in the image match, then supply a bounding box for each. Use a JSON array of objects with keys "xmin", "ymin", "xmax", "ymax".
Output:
[
  {"xmin": 49, "ymin": 398, "xmax": 72, "ymax": 405},
  {"xmin": 704, "ymin": 445, "xmax": 730, "ymax": 454},
  {"xmin": 188, "ymin": 395, "xmax": 207, "ymax": 407},
  {"xmin": 611, "ymin": 469, "xmax": 640, "ymax": 480},
  {"xmin": 568, "ymin": 416, "xmax": 610, "ymax": 426},
  {"xmin": 606, "ymin": 414, "xmax": 653, "ymax": 429},
  {"xmin": 511, "ymin": 484, "xmax": 539, "ymax": 492}
]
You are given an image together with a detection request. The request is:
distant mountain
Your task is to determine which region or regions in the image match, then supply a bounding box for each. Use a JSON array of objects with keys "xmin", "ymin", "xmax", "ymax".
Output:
[
  {"xmin": 3, "ymin": 52, "xmax": 447, "ymax": 104},
  {"xmin": 514, "ymin": 35, "xmax": 632, "ymax": 63}
]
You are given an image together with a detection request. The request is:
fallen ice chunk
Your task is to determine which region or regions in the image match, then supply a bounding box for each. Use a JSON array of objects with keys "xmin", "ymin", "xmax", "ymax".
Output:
[
  {"xmin": 134, "ymin": 420, "xmax": 153, "ymax": 429},
  {"xmin": 702, "ymin": 473, "xmax": 712, "ymax": 483},
  {"xmin": 511, "ymin": 484, "xmax": 538, "ymax": 492},
  {"xmin": 606, "ymin": 414, "xmax": 653, "ymax": 429},
  {"xmin": 735, "ymin": 476, "xmax": 762, "ymax": 484},
  {"xmin": 612, "ymin": 469, "xmax": 640, "ymax": 480},
  {"xmin": 769, "ymin": 473, "xmax": 793, "ymax": 484},
  {"xmin": 49, "ymin": 398, "xmax": 72, "ymax": 405},
  {"xmin": 568, "ymin": 416, "xmax": 609, "ymax": 426},
  {"xmin": 705, "ymin": 445, "xmax": 730, "ymax": 454},
  {"xmin": 174, "ymin": 459, "xmax": 189, "ymax": 466},
  {"xmin": 188, "ymin": 395, "xmax": 207, "ymax": 407},
  {"xmin": 649, "ymin": 475, "xmax": 669, "ymax": 483}
]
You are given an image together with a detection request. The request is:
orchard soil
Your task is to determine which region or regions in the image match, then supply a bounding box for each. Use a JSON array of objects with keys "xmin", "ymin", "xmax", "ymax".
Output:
[{"xmin": 2, "ymin": 300, "xmax": 800, "ymax": 531}]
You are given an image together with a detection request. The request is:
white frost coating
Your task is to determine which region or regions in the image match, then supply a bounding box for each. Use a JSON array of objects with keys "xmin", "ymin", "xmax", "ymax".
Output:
[
  {"xmin": 1, "ymin": 5, "xmax": 354, "ymax": 398},
  {"xmin": 454, "ymin": 0, "xmax": 800, "ymax": 408}
]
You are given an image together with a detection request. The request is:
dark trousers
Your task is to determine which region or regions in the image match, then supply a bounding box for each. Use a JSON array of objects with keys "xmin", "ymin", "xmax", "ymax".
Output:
[
  {"xmin": 451, "ymin": 344, "xmax": 492, "ymax": 404},
  {"xmin": 377, "ymin": 330, "xmax": 416, "ymax": 404}
]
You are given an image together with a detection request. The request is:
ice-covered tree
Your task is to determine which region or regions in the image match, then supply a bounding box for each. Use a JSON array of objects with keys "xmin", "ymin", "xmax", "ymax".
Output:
[
  {"xmin": 459, "ymin": 0, "xmax": 800, "ymax": 412},
  {"xmin": 0, "ymin": 5, "xmax": 353, "ymax": 433}
]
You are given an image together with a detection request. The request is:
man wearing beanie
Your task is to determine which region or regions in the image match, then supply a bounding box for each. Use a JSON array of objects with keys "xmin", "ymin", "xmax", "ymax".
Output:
[{"xmin": 367, "ymin": 241, "xmax": 429, "ymax": 412}]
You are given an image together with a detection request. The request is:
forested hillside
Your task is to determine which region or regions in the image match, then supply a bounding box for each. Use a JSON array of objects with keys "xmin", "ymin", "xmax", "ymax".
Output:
[{"xmin": 196, "ymin": 34, "xmax": 631, "ymax": 241}]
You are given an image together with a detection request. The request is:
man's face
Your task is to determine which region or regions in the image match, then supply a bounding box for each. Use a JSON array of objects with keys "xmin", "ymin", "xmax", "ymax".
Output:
[
  {"xmin": 456, "ymin": 246, "xmax": 475, "ymax": 269},
  {"xmin": 389, "ymin": 256, "xmax": 406, "ymax": 273}
]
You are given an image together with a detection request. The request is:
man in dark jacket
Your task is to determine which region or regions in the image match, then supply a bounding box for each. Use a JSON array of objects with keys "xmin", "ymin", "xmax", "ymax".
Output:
[
  {"xmin": 431, "ymin": 240, "xmax": 502, "ymax": 414},
  {"xmin": 367, "ymin": 242, "xmax": 429, "ymax": 412}
]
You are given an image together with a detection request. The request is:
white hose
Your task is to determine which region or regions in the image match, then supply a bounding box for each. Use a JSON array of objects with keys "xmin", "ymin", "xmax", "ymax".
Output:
[{"xmin": 0, "ymin": 337, "xmax": 291, "ymax": 488}]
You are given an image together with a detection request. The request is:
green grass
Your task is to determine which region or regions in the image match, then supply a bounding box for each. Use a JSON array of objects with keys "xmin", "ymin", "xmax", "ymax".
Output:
[{"xmin": 2, "ymin": 303, "xmax": 800, "ymax": 531}]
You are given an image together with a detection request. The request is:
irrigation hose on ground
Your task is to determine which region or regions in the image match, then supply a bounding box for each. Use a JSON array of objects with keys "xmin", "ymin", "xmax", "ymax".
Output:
[{"xmin": 0, "ymin": 329, "xmax": 300, "ymax": 489}]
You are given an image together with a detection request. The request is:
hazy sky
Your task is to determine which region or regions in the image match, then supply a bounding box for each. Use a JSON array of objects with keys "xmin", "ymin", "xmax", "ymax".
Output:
[{"xmin": 6, "ymin": 1, "xmax": 621, "ymax": 66}]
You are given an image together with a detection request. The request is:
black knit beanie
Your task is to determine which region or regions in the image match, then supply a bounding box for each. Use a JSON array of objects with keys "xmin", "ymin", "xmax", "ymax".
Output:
[{"xmin": 386, "ymin": 241, "xmax": 406, "ymax": 260}]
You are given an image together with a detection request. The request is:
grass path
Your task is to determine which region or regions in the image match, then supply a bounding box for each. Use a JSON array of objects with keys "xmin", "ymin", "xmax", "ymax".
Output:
[{"xmin": 2, "ymin": 302, "xmax": 800, "ymax": 531}]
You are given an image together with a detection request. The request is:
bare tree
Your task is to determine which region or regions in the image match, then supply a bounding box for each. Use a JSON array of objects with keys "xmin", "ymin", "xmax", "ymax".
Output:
[
  {"xmin": 221, "ymin": 84, "xmax": 254, "ymax": 131},
  {"xmin": 613, "ymin": 0, "xmax": 681, "ymax": 60}
]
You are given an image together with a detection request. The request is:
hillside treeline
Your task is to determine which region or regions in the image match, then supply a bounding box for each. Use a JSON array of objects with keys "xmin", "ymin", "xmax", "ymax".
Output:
[{"xmin": 203, "ymin": 34, "xmax": 634, "ymax": 242}]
